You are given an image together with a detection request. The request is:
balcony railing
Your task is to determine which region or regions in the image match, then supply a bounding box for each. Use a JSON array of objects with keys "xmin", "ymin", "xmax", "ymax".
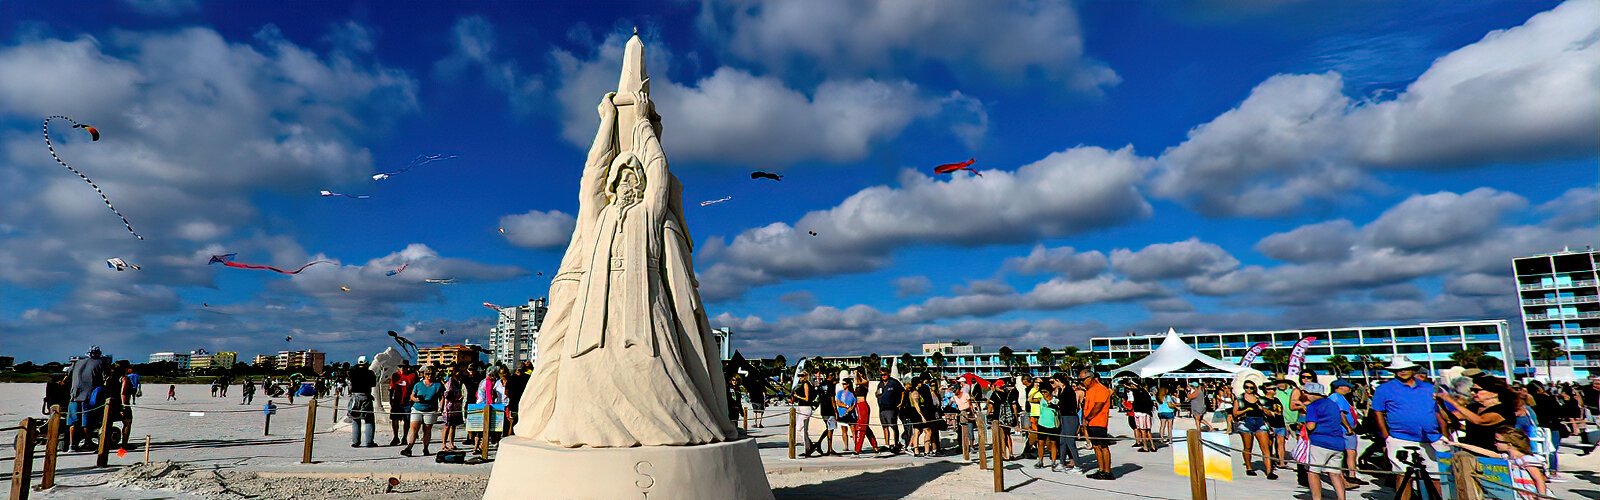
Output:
[
  {"xmin": 1522, "ymin": 298, "xmax": 1552, "ymax": 306},
  {"xmin": 1526, "ymin": 329, "xmax": 1560, "ymax": 336},
  {"xmin": 1571, "ymin": 280, "xmax": 1598, "ymax": 288},
  {"xmin": 1551, "ymin": 359, "xmax": 1600, "ymax": 367},
  {"xmin": 1520, "ymin": 283, "xmax": 1554, "ymax": 290},
  {"xmin": 1583, "ymin": 327, "xmax": 1600, "ymax": 334},
  {"xmin": 1526, "ymin": 314, "xmax": 1553, "ymax": 320},
  {"xmin": 1575, "ymin": 344, "xmax": 1600, "ymax": 351},
  {"xmin": 1580, "ymin": 312, "xmax": 1600, "ymax": 319},
  {"xmin": 1569, "ymin": 296, "xmax": 1600, "ymax": 304}
]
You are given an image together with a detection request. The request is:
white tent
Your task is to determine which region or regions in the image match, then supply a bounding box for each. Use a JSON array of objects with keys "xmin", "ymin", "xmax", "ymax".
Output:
[{"xmin": 1110, "ymin": 328, "xmax": 1247, "ymax": 379}]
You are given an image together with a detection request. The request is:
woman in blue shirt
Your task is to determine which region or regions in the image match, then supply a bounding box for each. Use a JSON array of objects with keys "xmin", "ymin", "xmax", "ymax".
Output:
[{"xmin": 403, "ymin": 368, "xmax": 444, "ymax": 457}]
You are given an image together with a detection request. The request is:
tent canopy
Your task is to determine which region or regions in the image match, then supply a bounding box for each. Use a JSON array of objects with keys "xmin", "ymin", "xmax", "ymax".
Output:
[{"xmin": 1110, "ymin": 328, "xmax": 1246, "ymax": 379}]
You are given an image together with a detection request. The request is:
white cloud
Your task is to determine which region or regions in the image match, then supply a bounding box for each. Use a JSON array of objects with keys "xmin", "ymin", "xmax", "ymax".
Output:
[
  {"xmin": 1537, "ymin": 186, "xmax": 1599, "ymax": 230},
  {"xmin": 1254, "ymin": 219, "xmax": 1357, "ymax": 263},
  {"xmin": 1152, "ymin": 1, "xmax": 1600, "ymax": 216},
  {"xmin": 696, "ymin": 0, "xmax": 1119, "ymax": 94},
  {"xmin": 1363, "ymin": 188, "xmax": 1526, "ymax": 251},
  {"xmin": 1110, "ymin": 237, "xmax": 1239, "ymax": 282},
  {"xmin": 548, "ymin": 31, "xmax": 985, "ymax": 166},
  {"xmin": 1024, "ymin": 276, "xmax": 1166, "ymax": 309},
  {"xmin": 434, "ymin": 16, "xmax": 543, "ymax": 114},
  {"xmin": 1005, "ymin": 245, "xmax": 1108, "ymax": 279},
  {"xmin": 892, "ymin": 275, "xmax": 932, "ymax": 298},
  {"xmin": 497, "ymin": 209, "xmax": 577, "ymax": 249},
  {"xmin": 699, "ymin": 146, "xmax": 1152, "ymax": 300}
]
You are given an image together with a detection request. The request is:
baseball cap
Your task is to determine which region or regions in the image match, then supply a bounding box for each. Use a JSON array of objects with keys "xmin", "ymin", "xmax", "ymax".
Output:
[
  {"xmin": 1301, "ymin": 383, "xmax": 1327, "ymax": 395},
  {"xmin": 1330, "ymin": 379, "xmax": 1353, "ymax": 390}
]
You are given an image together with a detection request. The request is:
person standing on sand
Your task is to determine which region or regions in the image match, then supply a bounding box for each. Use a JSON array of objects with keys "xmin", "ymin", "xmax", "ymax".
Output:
[
  {"xmin": 402, "ymin": 368, "xmax": 443, "ymax": 456},
  {"xmin": 347, "ymin": 359, "xmax": 377, "ymax": 448},
  {"xmin": 166, "ymin": 384, "xmax": 176, "ymax": 401},
  {"xmin": 1080, "ymin": 370, "xmax": 1115, "ymax": 481}
]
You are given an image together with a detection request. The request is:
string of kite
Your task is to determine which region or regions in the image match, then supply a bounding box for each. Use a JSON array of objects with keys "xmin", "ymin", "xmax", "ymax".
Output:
[
  {"xmin": 319, "ymin": 190, "xmax": 370, "ymax": 199},
  {"xmin": 372, "ymin": 154, "xmax": 457, "ymax": 181},
  {"xmin": 106, "ymin": 258, "xmax": 141, "ymax": 271},
  {"xmin": 699, "ymin": 196, "xmax": 733, "ymax": 207},
  {"xmin": 208, "ymin": 253, "xmax": 332, "ymax": 275},
  {"xmin": 933, "ymin": 158, "xmax": 980, "ymax": 177},
  {"xmin": 43, "ymin": 115, "xmax": 143, "ymax": 240}
]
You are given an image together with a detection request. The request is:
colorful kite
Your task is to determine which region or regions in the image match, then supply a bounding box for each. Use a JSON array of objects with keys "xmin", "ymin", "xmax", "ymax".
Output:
[
  {"xmin": 43, "ymin": 115, "xmax": 143, "ymax": 240},
  {"xmin": 385, "ymin": 263, "xmax": 409, "ymax": 277},
  {"xmin": 749, "ymin": 171, "xmax": 782, "ymax": 181},
  {"xmin": 699, "ymin": 196, "xmax": 733, "ymax": 207},
  {"xmin": 106, "ymin": 258, "xmax": 141, "ymax": 271},
  {"xmin": 372, "ymin": 154, "xmax": 457, "ymax": 181},
  {"xmin": 933, "ymin": 158, "xmax": 980, "ymax": 177},
  {"xmin": 208, "ymin": 253, "xmax": 332, "ymax": 275},
  {"xmin": 387, "ymin": 330, "xmax": 418, "ymax": 360},
  {"xmin": 339, "ymin": 286, "xmax": 351, "ymax": 292},
  {"xmin": 423, "ymin": 278, "xmax": 455, "ymax": 284},
  {"xmin": 319, "ymin": 190, "xmax": 370, "ymax": 199},
  {"xmin": 482, "ymin": 302, "xmax": 502, "ymax": 311}
]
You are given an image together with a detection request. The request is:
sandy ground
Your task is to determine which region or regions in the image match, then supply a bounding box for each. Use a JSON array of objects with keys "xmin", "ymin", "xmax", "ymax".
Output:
[{"xmin": 2, "ymin": 383, "xmax": 1597, "ymax": 499}]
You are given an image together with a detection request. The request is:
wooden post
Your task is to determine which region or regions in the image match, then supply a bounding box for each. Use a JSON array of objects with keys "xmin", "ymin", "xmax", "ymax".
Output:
[
  {"xmin": 301, "ymin": 398, "xmax": 317, "ymax": 464},
  {"xmin": 94, "ymin": 404, "xmax": 112, "ymax": 468},
  {"xmin": 1186, "ymin": 429, "xmax": 1207, "ymax": 500},
  {"xmin": 742, "ymin": 408, "xmax": 749, "ymax": 430},
  {"xmin": 11, "ymin": 417, "xmax": 36, "ymax": 500},
  {"xmin": 142, "ymin": 435, "xmax": 150, "ymax": 464},
  {"xmin": 977, "ymin": 410, "xmax": 988, "ymax": 469},
  {"xmin": 331, "ymin": 394, "xmax": 340, "ymax": 424},
  {"xmin": 38, "ymin": 409, "xmax": 60, "ymax": 491},
  {"xmin": 992, "ymin": 418, "xmax": 1003, "ymax": 492},
  {"xmin": 961, "ymin": 414, "xmax": 971, "ymax": 462},
  {"xmin": 787, "ymin": 407, "xmax": 797, "ymax": 459}
]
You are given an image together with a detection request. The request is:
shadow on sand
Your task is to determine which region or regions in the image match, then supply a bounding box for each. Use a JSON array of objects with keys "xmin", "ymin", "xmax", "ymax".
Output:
[{"xmin": 775, "ymin": 461, "xmax": 962, "ymax": 500}]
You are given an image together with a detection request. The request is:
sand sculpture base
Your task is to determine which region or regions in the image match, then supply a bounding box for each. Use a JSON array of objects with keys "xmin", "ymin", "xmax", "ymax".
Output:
[{"xmin": 482, "ymin": 436, "xmax": 774, "ymax": 500}]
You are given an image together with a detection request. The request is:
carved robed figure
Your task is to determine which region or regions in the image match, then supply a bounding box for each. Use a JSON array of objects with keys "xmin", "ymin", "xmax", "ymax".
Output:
[
  {"xmin": 515, "ymin": 37, "xmax": 734, "ymax": 449},
  {"xmin": 486, "ymin": 33, "xmax": 770, "ymax": 500}
]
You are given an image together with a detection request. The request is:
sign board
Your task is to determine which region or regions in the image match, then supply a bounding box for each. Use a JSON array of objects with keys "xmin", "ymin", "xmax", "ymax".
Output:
[
  {"xmin": 1439, "ymin": 453, "xmax": 1518, "ymax": 500},
  {"xmin": 465, "ymin": 403, "xmax": 507, "ymax": 432},
  {"xmin": 1173, "ymin": 431, "xmax": 1233, "ymax": 482}
]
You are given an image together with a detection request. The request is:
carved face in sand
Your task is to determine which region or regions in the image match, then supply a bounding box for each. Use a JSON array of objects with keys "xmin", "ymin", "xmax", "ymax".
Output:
[{"xmin": 608, "ymin": 154, "xmax": 644, "ymax": 207}]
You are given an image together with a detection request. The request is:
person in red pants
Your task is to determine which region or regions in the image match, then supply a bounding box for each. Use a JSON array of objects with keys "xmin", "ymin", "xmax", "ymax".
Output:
[{"xmin": 852, "ymin": 385, "xmax": 881, "ymax": 454}]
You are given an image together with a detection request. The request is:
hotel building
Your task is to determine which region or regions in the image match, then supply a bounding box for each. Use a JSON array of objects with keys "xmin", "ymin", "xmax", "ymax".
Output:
[
  {"xmin": 418, "ymin": 343, "xmax": 486, "ymax": 367},
  {"xmin": 1089, "ymin": 320, "xmax": 1513, "ymax": 378},
  {"xmin": 1515, "ymin": 247, "xmax": 1600, "ymax": 381},
  {"xmin": 276, "ymin": 350, "xmax": 326, "ymax": 375},
  {"xmin": 488, "ymin": 298, "xmax": 547, "ymax": 368},
  {"xmin": 148, "ymin": 352, "xmax": 192, "ymax": 369}
]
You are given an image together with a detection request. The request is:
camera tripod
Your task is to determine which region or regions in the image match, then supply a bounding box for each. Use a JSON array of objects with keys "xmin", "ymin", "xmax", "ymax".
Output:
[{"xmin": 1394, "ymin": 447, "xmax": 1442, "ymax": 500}]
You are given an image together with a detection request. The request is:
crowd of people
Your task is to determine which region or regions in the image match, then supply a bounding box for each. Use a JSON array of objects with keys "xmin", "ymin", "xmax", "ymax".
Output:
[
  {"xmin": 766, "ymin": 354, "xmax": 1600, "ymax": 499},
  {"xmin": 341, "ymin": 359, "xmax": 529, "ymax": 458}
]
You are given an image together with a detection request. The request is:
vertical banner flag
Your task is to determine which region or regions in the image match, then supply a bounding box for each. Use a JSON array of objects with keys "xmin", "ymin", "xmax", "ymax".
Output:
[
  {"xmin": 1238, "ymin": 342, "xmax": 1271, "ymax": 367},
  {"xmin": 1284, "ymin": 337, "xmax": 1318, "ymax": 380}
]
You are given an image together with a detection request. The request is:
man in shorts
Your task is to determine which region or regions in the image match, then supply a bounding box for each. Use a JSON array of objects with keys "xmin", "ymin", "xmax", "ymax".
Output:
[
  {"xmin": 387, "ymin": 364, "xmax": 417, "ymax": 446},
  {"xmin": 1371, "ymin": 355, "xmax": 1447, "ymax": 490},
  {"xmin": 876, "ymin": 371, "xmax": 905, "ymax": 454},
  {"xmin": 1302, "ymin": 383, "xmax": 1347, "ymax": 500},
  {"xmin": 1080, "ymin": 370, "xmax": 1115, "ymax": 480}
]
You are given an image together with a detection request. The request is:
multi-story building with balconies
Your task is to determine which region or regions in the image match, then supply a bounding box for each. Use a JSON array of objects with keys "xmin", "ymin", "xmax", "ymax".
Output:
[{"xmin": 1516, "ymin": 247, "xmax": 1600, "ymax": 381}]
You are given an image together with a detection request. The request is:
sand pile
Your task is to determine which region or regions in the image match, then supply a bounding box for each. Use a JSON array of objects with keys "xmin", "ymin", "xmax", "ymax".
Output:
[{"xmin": 109, "ymin": 461, "xmax": 485, "ymax": 499}]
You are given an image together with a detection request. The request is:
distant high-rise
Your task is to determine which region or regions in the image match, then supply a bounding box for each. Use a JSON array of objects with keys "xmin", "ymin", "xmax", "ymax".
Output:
[
  {"xmin": 1515, "ymin": 246, "xmax": 1599, "ymax": 381},
  {"xmin": 276, "ymin": 350, "xmax": 326, "ymax": 375},
  {"xmin": 148, "ymin": 352, "xmax": 192, "ymax": 369},
  {"xmin": 488, "ymin": 298, "xmax": 547, "ymax": 368}
]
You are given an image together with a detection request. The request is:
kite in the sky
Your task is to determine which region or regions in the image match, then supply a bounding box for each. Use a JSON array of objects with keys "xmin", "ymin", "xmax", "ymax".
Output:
[
  {"xmin": 385, "ymin": 263, "xmax": 409, "ymax": 277},
  {"xmin": 200, "ymin": 303, "xmax": 231, "ymax": 315},
  {"xmin": 339, "ymin": 286, "xmax": 351, "ymax": 292},
  {"xmin": 439, "ymin": 329, "xmax": 446, "ymax": 336},
  {"xmin": 933, "ymin": 158, "xmax": 980, "ymax": 177},
  {"xmin": 749, "ymin": 171, "xmax": 782, "ymax": 181},
  {"xmin": 208, "ymin": 253, "xmax": 332, "ymax": 275},
  {"xmin": 387, "ymin": 330, "xmax": 418, "ymax": 360},
  {"xmin": 106, "ymin": 258, "xmax": 141, "ymax": 271},
  {"xmin": 43, "ymin": 115, "xmax": 143, "ymax": 240},
  {"xmin": 284, "ymin": 335, "xmax": 293, "ymax": 342},
  {"xmin": 319, "ymin": 190, "xmax": 370, "ymax": 199},
  {"xmin": 423, "ymin": 278, "xmax": 455, "ymax": 284},
  {"xmin": 807, "ymin": 230, "xmax": 818, "ymax": 237},
  {"xmin": 372, "ymin": 154, "xmax": 457, "ymax": 181},
  {"xmin": 482, "ymin": 302, "xmax": 502, "ymax": 311},
  {"xmin": 699, "ymin": 196, "xmax": 733, "ymax": 207}
]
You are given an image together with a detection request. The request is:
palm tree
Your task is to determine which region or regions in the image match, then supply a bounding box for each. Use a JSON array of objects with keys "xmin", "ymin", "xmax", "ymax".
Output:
[
  {"xmin": 930, "ymin": 352, "xmax": 946, "ymax": 373},
  {"xmin": 1261, "ymin": 349, "xmax": 1289, "ymax": 377},
  {"xmin": 1449, "ymin": 347, "xmax": 1486, "ymax": 369},
  {"xmin": 1035, "ymin": 347, "xmax": 1053, "ymax": 377},
  {"xmin": 1347, "ymin": 346, "xmax": 1376, "ymax": 382},
  {"xmin": 1531, "ymin": 339, "xmax": 1565, "ymax": 382},
  {"xmin": 1326, "ymin": 355, "xmax": 1354, "ymax": 378},
  {"xmin": 1058, "ymin": 347, "xmax": 1081, "ymax": 372},
  {"xmin": 998, "ymin": 346, "xmax": 1015, "ymax": 376}
]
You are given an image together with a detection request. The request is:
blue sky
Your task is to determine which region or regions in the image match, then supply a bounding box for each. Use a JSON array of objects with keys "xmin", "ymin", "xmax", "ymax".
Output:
[{"xmin": 0, "ymin": 0, "xmax": 1595, "ymax": 364}]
